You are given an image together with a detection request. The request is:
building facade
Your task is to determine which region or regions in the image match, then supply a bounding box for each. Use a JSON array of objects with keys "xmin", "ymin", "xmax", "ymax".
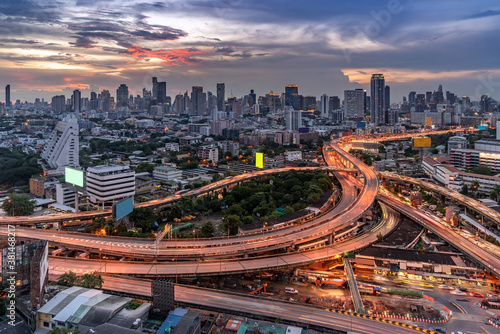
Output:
[
  {"xmin": 41, "ymin": 115, "xmax": 79, "ymax": 169},
  {"xmin": 86, "ymin": 165, "xmax": 135, "ymax": 205}
]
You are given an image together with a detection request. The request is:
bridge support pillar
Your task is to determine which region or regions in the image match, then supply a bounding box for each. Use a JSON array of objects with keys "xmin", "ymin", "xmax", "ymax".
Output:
[
  {"xmin": 244, "ymin": 253, "xmax": 249, "ymax": 258},
  {"xmin": 328, "ymin": 234, "xmax": 333, "ymax": 245}
]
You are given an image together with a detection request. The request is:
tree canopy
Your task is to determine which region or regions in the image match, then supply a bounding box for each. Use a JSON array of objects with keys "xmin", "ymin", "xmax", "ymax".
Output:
[{"xmin": 1, "ymin": 193, "xmax": 35, "ymax": 216}]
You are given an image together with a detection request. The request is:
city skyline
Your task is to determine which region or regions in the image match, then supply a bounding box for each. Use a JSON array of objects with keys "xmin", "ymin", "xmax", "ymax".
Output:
[{"xmin": 1, "ymin": 0, "xmax": 500, "ymax": 102}]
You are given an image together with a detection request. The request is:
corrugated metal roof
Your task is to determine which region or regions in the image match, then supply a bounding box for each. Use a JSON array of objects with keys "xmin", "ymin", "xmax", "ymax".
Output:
[
  {"xmin": 37, "ymin": 286, "xmax": 85, "ymax": 315},
  {"xmin": 53, "ymin": 289, "xmax": 102, "ymax": 323}
]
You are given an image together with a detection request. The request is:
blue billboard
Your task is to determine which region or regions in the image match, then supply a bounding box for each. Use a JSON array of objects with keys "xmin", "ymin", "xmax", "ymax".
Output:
[
  {"xmin": 478, "ymin": 125, "xmax": 487, "ymax": 129},
  {"xmin": 298, "ymin": 127, "xmax": 309, "ymax": 133},
  {"xmin": 357, "ymin": 122, "xmax": 366, "ymax": 129},
  {"xmin": 115, "ymin": 197, "xmax": 134, "ymax": 220}
]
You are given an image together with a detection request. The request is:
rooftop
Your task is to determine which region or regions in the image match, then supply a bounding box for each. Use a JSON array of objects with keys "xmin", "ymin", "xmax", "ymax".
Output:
[{"xmin": 358, "ymin": 246, "xmax": 455, "ymax": 265}]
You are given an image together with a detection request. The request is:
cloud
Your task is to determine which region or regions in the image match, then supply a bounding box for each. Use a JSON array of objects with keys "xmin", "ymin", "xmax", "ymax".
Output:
[{"xmin": 464, "ymin": 9, "xmax": 500, "ymax": 20}]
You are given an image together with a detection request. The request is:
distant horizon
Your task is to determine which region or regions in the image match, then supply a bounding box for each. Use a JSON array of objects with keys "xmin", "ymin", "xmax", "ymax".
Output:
[{"xmin": 1, "ymin": 0, "xmax": 500, "ymax": 102}]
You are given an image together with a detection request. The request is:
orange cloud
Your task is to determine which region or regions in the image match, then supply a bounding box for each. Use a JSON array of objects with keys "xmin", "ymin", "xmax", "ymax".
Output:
[{"xmin": 125, "ymin": 45, "xmax": 211, "ymax": 66}]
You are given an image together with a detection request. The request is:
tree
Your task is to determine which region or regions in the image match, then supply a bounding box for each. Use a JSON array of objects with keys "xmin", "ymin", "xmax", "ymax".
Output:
[
  {"xmin": 1, "ymin": 193, "xmax": 35, "ymax": 216},
  {"xmin": 200, "ymin": 221, "xmax": 215, "ymax": 238},
  {"xmin": 222, "ymin": 215, "xmax": 242, "ymax": 235},
  {"xmin": 461, "ymin": 184, "xmax": 469, "ymax": 195},
  {"xmin": 79, "ymin": 272, "xmax": 104, "ymax": 289},
  {"xmin": 135, "ymin": 162, "xmax": 155, "ymax": 173},
  {"xmin": 471, "ymin": 165, "xmax": 492, "ymax": 176},
  {"xmin": 130, "ymin": 207, "xmax": 156, "ymax": 231},
  {"xmin": 227, "ymin": 204, "xmax": 245, "ymax": 217},
  {"xmin": 376, "ymin": 233, "xmax": 383, "ymax": 242},
  {"xmin": 56, "ymin": 271, "xmax": 78, "ymax": 286}
]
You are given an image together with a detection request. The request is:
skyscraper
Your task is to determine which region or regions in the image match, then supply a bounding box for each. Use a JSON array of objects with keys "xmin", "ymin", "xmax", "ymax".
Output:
[
  {"xmin": 370, "ymin": 74, "xmax": 385, "ymax": 124},
  {"xmin": 285, "ymin": 85, "xmax": 299, "ymax": 109},
  {"xmin": 286, "ymin": 108, "xmax": 302, "ymax": 131},
  {"xmin": 51, "ymin": 95, "xmax": 66, "ymax": 113},
  {"xmin": 320, "ymin": 94, "xmax": 328, "ymax": 118},
  {"xmin": 116, "ymin": 84, "xmax": 129, "ymax": 108},
  {"xmin": 101, "ymin": 89, "xmax": 111, "ymax": 112},
  {"xmin": 216, "ymin": 83, "xmax": 225, "ymax": 111},
  {"xmin": 5, "ymin": 85, "xmax": 11, "ymax": 108},
  {"xmin": 152, "ymin": 77, "xmax": 158, "ymax": 99},
  {"xmin": 72, "ymin": 89, "xmax": 81, "ymax": 116},
  {"xmin": 191, "ymin": 86, "xmax": 206, "ymax": 116},
  {"xmin": 344, "ymin": 89, "xmax": 365, "ymax": 119},
  {"xmin": 249, "ymin": 89, "xmax": 256, "ymax": 106},
  {"xmin": 90, "ymin": 91, "xmax": 98, "ymax": 110},
  {"xmin": 157, "ymin": 81, "xmax": 167, "ymax": 103},
  {"xmin": 408, "ymin": 91, "xmax": 416, "ymax": 108},
  {"xmin": 328, "ymin": 96, "xmax": 340, "ymax": 112},
  {"xmin": 385, "ymin": 85, "xmax": 390, "ymax": 110}
]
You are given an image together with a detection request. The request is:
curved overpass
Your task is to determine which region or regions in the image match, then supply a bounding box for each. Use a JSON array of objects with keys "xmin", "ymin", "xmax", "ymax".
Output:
[
  {"xmin": 48, "ymin": 202, "xmax": 399, "ymax": 277},
  {"xmin": 0, "ymin": 166, "xmax": 356, "ymax": 226}
]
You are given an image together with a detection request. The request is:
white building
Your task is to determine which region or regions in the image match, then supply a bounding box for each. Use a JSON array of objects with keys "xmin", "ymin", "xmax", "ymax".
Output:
[
  {"xmin": 198, "ymin": 145, "xmax": 219, "ymax": 162},
  {"xmin": 41, "ymin": 115, "xmax": 79, "ymax": 169},
  {"xmin": 165, "ymin": 142, "xmax": 180, "ymax": 152},
  {"xmin": 86, "ymin": 165, "xmax": 135, "ymax": 205},
  {"xmin": 447, "ymin": 136, "xmax": 468, "ymax": 154},
  {"xmin": 55, "ymin": 183, "xmax": 76, "ymax": 207},
  {"xmin": 320, "ymin": 94, "xmax": 328, "ymax": 118},
  {"xmin": 153, "ymin": 166, "xmax": 182, "ymax": 181},
  {"xmin": 285, "ymin": 151, "xmax": 302, "ymax": 161},
  {"xmin": 474, "ymin": 140, "xmax": 500, "ymax": 153},
  {"xmin": 286, "ymin": 108, "xmax": 302, "ymax": 131}
]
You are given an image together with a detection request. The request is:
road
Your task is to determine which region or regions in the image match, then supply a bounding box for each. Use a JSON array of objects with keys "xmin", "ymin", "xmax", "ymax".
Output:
[
  {"xmin": 81, "ymin": 275, "xmax": 417, "ymax": 334},
  {"xmin": 0, "ymin": 166, "xmax": 355, "ymax": 225},
  {"xmin": 47, "ymin": 202, "xmax": 399, "ymax": 276},
  {"xmin": 379, "ymin": 193, "xmax": 500, "ymax": 277}
]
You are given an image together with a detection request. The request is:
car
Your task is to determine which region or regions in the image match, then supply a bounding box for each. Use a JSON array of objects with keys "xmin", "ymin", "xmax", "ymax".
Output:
[
  {"xmin": 285, "ymin": 287, "xmax": 298, "ymax": 294},
  {"xmin": 438, "ymin": 284, "xmax": 454, "ymax": 290},
  {"xmin": 420, "ymin": 283, "xmax": 434, "ymax": 288},
  {"xmin": 487, "ymin": 292, "xmax": 499, "ymax": 298},
  {"xmin": 450, "ymin": 290, "xmax": 467, "ymax": 295},
  {"xmin": 459, "ymin": 287, "xmax": 468, "ymax": 292},
  {"xmin": 469, "ymin": 292, "xmax": 484, "ymax": 298}
]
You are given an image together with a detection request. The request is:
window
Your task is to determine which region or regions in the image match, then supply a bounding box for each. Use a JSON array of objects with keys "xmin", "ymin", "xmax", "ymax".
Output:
[{"xmin": 43, "ymin": 322, "xmax": 50, "ymax": 328}]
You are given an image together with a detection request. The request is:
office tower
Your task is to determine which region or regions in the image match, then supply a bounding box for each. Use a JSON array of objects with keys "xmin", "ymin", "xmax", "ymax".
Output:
[
  {"xmin": 41, "ymin": 115, "xmax": 79, "ymax": 169},
  {"xmin": 191, "ymin": 86, "xmax": 206, "ymax": 116},
  {"xmin": 101, "ymin": 89, "xmax": 111, "ymax": 112},
  {"xmin": 116, "ymin": 84, "xmax": 129, "ymax": 108},
  {"xmin": 51, "ymin": 95, "xmax": 66, "ymax": 113},
  {"xmin": 331, "ymin": 109, "xmax": 343, "ymax": 123},
  {"xmin": 408, "ymin": 91, "xmax": 416, "ymax": 107},
  {"xmin": 304, "ymin": 96, "xmax": 316, "ymax": 110},
  {"xmin": 226, "ymin": 96, "xmax": 236, "ymax": 112},
  {"xmin": 320, "ymin": 94, "xmax": 328, "ymax": 118},
  {"xmin": 249, "ymin": 89, "xmax": 256, "ymax": 106},
  {"xmin": 329, "ymin": 96, "xmax": 340, "ymax": 112},
  {"xmin": 5, "ymin": 85, "xmax": 11, "ymax": 108},
  {"xmin": 285, "ymin": 84, "xmax": 299, "ymax": 109},
  {"xmin": 370, "ymin": 74, "xmax": 385, "ymax": 124},
  {"xmin": 173, "ymin": 94, "xmax": 184, "ymax": 114},
  {"xmin": 286, "ymin": 108, "xmax": 302, "ymax": 131},
  {"xmin": 344, "ymin": 89, "xmax": 365, "ymax": 119},
  {"xmin": 435, "ymin": 85, "xmax": 444, "ymax": 104},
  {"xmin": 72, "ymin": 89, "xmax": 81, "ymax": 116},
  {"xmin": 416, "ymin": 94, "xmax": 425, "ymax": 112},
  {"xmin": 385, "ymin": 86, "xmax": 390, "ymax": 110},
  {"xmin": 216, "ymin": 83, "xmax": 225, "ymax": 111},
  {"xmin": 425, "ymin": 91, "xmax": 432, "ymax": 103},
  {"xmin": 90, "ymin": 91, "xmax": 98, "ymax": 110},
  {"xmin": 207, "ymin": 92, "xmax": 217, "ymax": 113},
  {"xmin": 157, "ymin": 81, "xmax": 167, "ymax": 103},
  {"xmin": 385, "ymin": 109, "xmax": 398, "ymax": 125},
  {"xmin": 152, "ymin": 77, "xmax": 158, "ymax": 99},
  {"xmin": 86, "ymin": 165, "xmax": 135, "ymax": 205},
  {"xmin": 183, "ymin": 91, "xmax": 190, "ymax": 113},
  {"xmin": 481, "ymin": 95, "xmax": 489, "ymax": 112}
]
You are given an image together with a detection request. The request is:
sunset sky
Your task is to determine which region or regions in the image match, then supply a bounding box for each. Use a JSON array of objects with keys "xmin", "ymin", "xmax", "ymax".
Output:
[{"xmin": 1, "ymin": 0, "xmax": 500, "ymax": 102}]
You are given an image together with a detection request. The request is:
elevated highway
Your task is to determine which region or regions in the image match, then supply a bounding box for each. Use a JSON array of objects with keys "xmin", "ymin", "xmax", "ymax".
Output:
[
  {"xmin": 0, "ymin": 166, "xmax": 356, "ymax": 226},
  {"xmin": 47, "ymin": 202, "xmax": 399, "ymax": 277}
]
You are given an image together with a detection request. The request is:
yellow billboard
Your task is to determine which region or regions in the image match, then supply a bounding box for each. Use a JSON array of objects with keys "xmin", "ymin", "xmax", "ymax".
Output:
[
  {"xmin": 414, "ymin": 137, "xmax": 431, "ymax": 148},
  {"xmin": 425, "ymin": 117, "xmax": 432, "ymax": 126},
  {"xmin": 256, "ymin": 152, "xmax": 264, "ymax": 169}
]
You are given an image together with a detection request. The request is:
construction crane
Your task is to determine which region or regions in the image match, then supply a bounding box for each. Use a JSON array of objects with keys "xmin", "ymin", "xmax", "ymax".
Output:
[{"xmin": 249, "ymin": 283, "xmax": 267, "ymax": 296}]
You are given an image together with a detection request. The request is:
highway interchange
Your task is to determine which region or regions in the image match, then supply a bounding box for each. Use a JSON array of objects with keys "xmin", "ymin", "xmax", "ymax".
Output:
[{"xmin": 6, "ymin": 126, "xmax": 500, "ymax": 333}]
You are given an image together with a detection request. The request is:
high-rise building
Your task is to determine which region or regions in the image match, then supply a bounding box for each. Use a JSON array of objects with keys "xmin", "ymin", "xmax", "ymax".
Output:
[
  {"xmin": 384, "ymin": 85, "xmax": 390, "ymax": 110},
  {"xmin": 191, "ymin": 86, "xmax": 206, "ymax": 116},
  {"xmin": 216, "ymin": 83, "xmax": 225, "ymax": 111},
  {"xmin": 157, "ymin": 81, "xmax": 167, "ymax": 103},
  {"xmin": 370, "ymin": 74, "xmax": 385, "ymax": 124},
  {"xmin": 408, "ymin": 91, "xmax": 416, "ymax": 107},
  {"xmin": 5, "ymin": 84, "xmax": 11, "ymax": 108},
  {"xmin": 101, "ymin": 90, "xmax": 111, "ymax": 112},
  {"xmin": 286, "ymin": 108, "xmax": 302, "ymax": 131},
  {"xmin": 116, "ymin": 84, "xmax": 129, "ymax": 108},
  {"xmin": 329, "ymin": 96, "xmax": 341, "ymax": 112},
  {"xmin": 173, "ymin": 94, "xmax": 184, "ymax": 114},
  {"xmin": 152, "ymin": 77, "xmax": 158, "ymax": 99},
  {"xmin": 285, "ymin": 85, "xmax": 299, "ymax": 109},
  {"xmin": 51, "ymin": 95, "xmax": 66, "ymax": 113},
  {"xmin": 416, "ymin": 94, "xmax": 425, "ymax": 112},
  {"xmin": 304, "ymin": 96, "xmax": 316, "ymax": 110},
  {"xmin": 86, "ymin": 165, "xmax": 135, "ymax": 205},
  {"xmin": 481, "ymin": 95, "xmax": 489, "ymax": 112},
  {"xmin": 249, "ymin": 89, "xmax": 256, "ymax": 106},
  {"xmin": 344, "ymin": 89, "xmax": 365, "ymax": 119},
  {"xmin": 41, "ymin": 115, "xmax": 79, "ymax": 169},
  {"xmin": 320, "ymin": 94, "xmax": 328, "ymax": 118},
  {"xmin": 72, "ymin": 90, "xmax": 81, "ymax": 116}
]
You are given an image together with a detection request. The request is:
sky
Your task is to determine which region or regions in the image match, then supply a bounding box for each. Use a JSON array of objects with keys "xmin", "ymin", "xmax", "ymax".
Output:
[{"xmin": 1, "ymin": 0, "xmax": 500, "ymax": 103}]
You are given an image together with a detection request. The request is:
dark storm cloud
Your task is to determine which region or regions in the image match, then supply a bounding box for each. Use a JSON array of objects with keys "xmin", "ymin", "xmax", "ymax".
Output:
[
  {"xmin": 70, "ymin": 36, "xmax": 97, "ymax": 48},
  {"xmin": 0, "ymin": 38, "xmax": 39, "ymax": 44}
]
